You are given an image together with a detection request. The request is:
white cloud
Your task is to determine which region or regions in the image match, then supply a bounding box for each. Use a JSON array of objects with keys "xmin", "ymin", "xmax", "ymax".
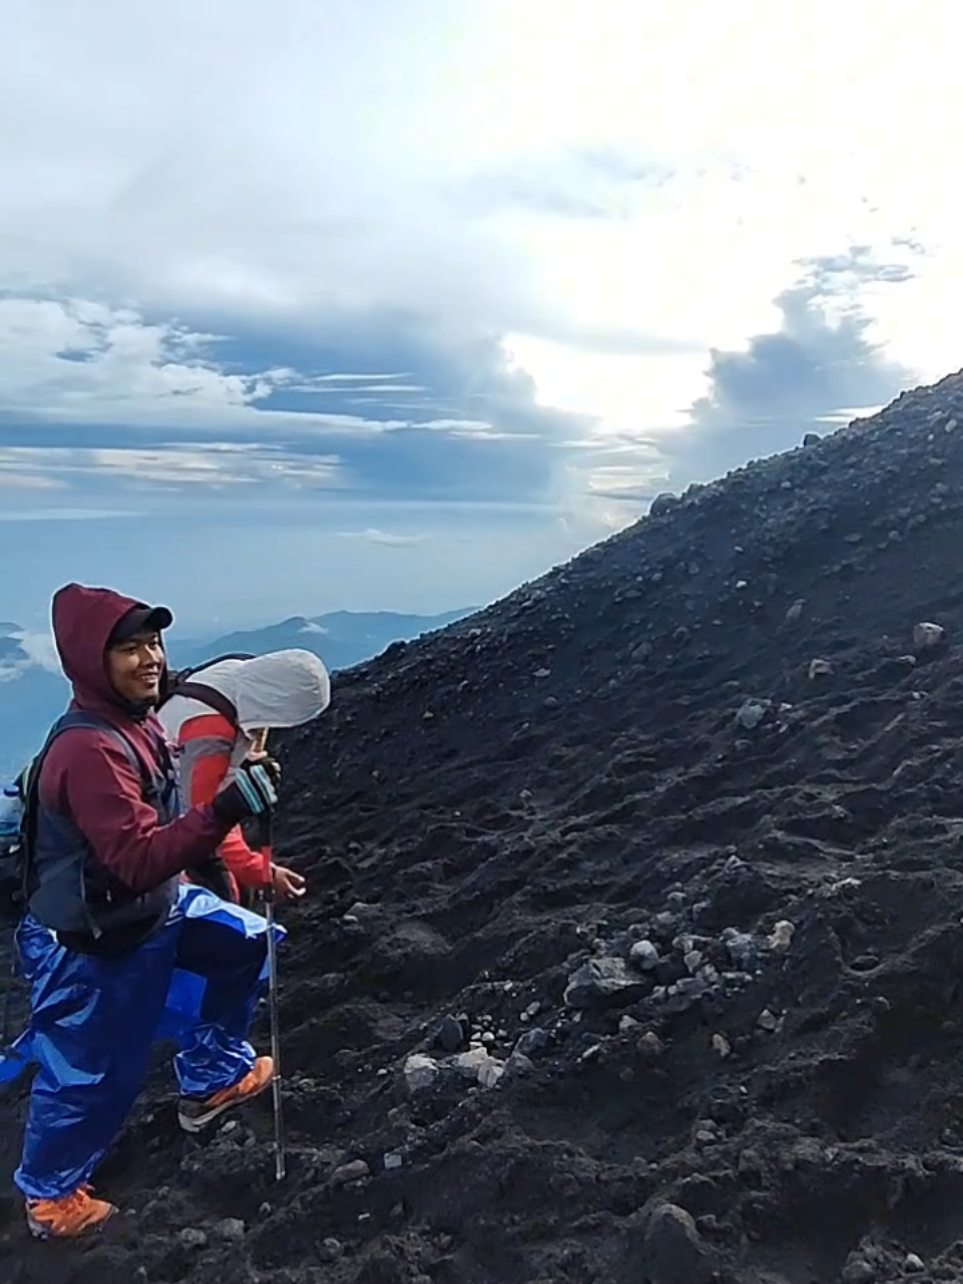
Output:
[
  {"xmin": 0, "ymin": 629, "xmax": 63, "ymax": 682},
  {"xmin": 1, "ymin": 0, "xmax": 961, "ymax": 508},
  {"xmin": 336, "ymin": 528, "xmax": 429, "ymax": 548},
  {"xmin": 13, "ymin": 631, "xmax": 61, "ymax": 674},
  {"xmin": 0, "ymin": 506, "xmax": 147, "ymax": 522},
  {"xmin": 0, "ymin": 471, "xmax": 65, "ymax": 490}
]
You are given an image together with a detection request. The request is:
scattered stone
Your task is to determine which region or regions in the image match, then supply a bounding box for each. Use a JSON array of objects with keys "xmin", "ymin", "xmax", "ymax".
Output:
[
  {"xmin": 767, "ymin": 920, "xmax": 796, "ymax": 953},
  {"xmin": 785, "ymin": 599, "xmax": 806, "ymax": 623},
  {"xmin": 514, "ymin": 1027, "xmax": 551, "ymax": 1057},
  {"xmin": 808, "ymin": 658, "xmax": 834, "ymax": 679},
  {"xmin": 904, "ymin": 1253, "xmax": 925, "ymax": 1273},
  {"xmin": 563, "ymin": 956, "xmax": 647, "ymax": 1008},
  {"xmin": 318, "ymin": 1238, "xmax": 344, "ymax": 1263},
  {"xmin": 649, "ymin": 493, "xmax": 677, "ymax": 517},
  {"xmin": 629, "ymin": 939, "xmax": 660, "ymax": 970},
  {"xmin": 506, "ymin": 1050, "xmax": 534, "ymax": 1075},
  {"xmin": 841, "ymin": 1255, "xmax": 876, "ymax": 1283},
  {"xmin": 757, "ymin": 1009, "xmax": 779, "ymax": 1032},
  {"xmin": 735, "ymin": 698, "xmax": 770, "ymax": 731},
  {"xmin": 913, "ymin": 621, "xmax": 945, "ymax": 649},
  {"xmin": 711, "ymin": 1032, "xmax": 731, "ymax": 1058},
  {"xmin": 722, "ymin": 928, "xmax": 758, "ymax": 969},
  {"xmin": 403, "ymin": 1053, "xmax": 440, "ymax": 1095},
  {"xmin": 436, "ymin": 1015, "xmax": 466, "ymax": 1053},
  {"xmin": 452, "ymin": 1047, "xmax": 506, "ymax": 1088},
  {"xmin": 642, "ymin": 1202, "xmax": 715, "ymax": 1284},
  {"xmin": 384, "ymin": 1151, "xmax": 403, "ymax": 1170},
  {"xmin": 638, "ymin": 1031, "xmax": 665, "ymax": 1057},
  {"xmin": 178, "ymin": 1228, "xmax": 208, "ymax": 1250},
  {"xmin": 331, "ymin": 1159, "xmax": 370, "ymax": 1186},
  {"xmin": 214, "ymin": 1217, "xmax": 246, "ymax": 1242}
]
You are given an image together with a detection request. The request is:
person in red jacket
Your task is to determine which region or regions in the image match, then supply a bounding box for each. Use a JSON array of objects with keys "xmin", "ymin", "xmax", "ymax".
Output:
[
  {"xmin": 156, "ymin": 649, "xmax": 330, "ymax": 904},
  {"xmin": 12, "ymin": 583, "xmax": 283, "ymax": 1241}
]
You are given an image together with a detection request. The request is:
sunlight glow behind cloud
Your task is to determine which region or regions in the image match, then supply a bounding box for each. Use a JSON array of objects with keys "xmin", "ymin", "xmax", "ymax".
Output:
[{"xmin": 2, "ymin": 0, "xmax": 961, "ymax": 623}]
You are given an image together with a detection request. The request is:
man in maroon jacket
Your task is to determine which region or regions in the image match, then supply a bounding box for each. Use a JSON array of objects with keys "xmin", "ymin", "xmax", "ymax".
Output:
[{"xmin": 12, "ymin": 582, "xmax": 283, "ymax": 1240}]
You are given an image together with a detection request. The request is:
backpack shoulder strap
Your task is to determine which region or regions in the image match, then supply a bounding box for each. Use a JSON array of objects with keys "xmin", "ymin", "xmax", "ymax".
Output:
[
  {"xmin": 178, "ymin": 652, "xmax": 256, "ymax": 680},
  {"xmin": 17, "ymin": 711, "xmax": 152, "ymax": 907},
  {"xmin": 157, "ymin": 651, "xmax": 253, "ymax": 724},
  {"xmin": 166, "ymin": 681, "xmax": 239, "ymax": 727},
  {"xmin": 54, "ymin": 711, "xmax": 149, "ymax": 780}
]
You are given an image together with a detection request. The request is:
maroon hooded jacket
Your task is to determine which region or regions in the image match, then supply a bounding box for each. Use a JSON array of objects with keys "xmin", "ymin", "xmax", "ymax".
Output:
[{"xmin": 37, "ymin": 583, "xmax": 233, "ymax": 897}]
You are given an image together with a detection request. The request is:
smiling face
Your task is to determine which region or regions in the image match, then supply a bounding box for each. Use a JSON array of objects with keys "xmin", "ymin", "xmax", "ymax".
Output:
[{"xmin": 105, "ymin": 630, "xmax": 165, "ymax": 704}]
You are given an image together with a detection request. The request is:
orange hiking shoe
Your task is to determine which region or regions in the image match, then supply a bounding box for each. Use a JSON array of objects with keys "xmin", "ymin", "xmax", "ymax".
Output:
[
  {"xmin": 177, "ymin": 1055, "xmax": 274, "ymax": 1133},
  {"xmin": 26, "ymin": 1184, "xmax": 117, "ymax": 1239}
]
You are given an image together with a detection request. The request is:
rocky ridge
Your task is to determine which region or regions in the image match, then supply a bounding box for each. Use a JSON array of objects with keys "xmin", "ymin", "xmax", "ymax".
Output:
[{"xmin": 5, "ymin": 371, "xmax": 963, "ymax": 1282}]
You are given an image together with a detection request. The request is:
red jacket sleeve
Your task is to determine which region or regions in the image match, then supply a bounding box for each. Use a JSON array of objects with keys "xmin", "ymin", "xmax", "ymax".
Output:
[
  {"xmin": 43, "ymin": 729, "xmax": 233, "ymax": 895},
  {"xmin": 187, "ymin": 742, "xmax": 269, "ymax": 889}
]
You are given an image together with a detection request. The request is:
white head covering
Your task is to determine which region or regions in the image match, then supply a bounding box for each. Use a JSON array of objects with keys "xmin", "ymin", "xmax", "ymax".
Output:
[{"xmin": 184, "ymin": 649, "xmax": 330, "ymax": 732}]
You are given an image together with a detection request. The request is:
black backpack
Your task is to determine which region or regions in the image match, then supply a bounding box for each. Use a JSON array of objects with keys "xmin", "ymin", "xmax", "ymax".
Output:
[
  {"xmin": 157, "ymin": 652, "xmax": 255, "ymax": 727},
  {"xmin": 0, "ymin": 772, "xmax": 27, "ymax": 920},
  {"xmin": 0, "ymin": 712, "xmax": 156, "ymax": 924}
]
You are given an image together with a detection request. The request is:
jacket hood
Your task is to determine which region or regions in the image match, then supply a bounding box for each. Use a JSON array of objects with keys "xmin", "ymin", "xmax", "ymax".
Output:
[
  {"xmin": 52, "ymin": 582, "xmax": 167, "ymax": 714},
  {"xmin": 190, "ymin": 649, "xmax": 330, "ymax": 732}
]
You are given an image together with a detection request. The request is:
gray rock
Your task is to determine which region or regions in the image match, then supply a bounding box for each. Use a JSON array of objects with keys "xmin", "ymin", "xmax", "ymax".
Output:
[
  {"xmin": 403, "ymin": 1053, "xmax": 439, "ymax": 1095},
  {"xmin": 649, "ymin": 493, "xmax": 678, "ymax": 517},
  {"xmin": 506, "ymin": 1050, "xmax": 534, "ymax": 1075},
  {"xmin": 913, "ymin": 621, "xmax": 945, "ymax": 649},
  {"xmin": 563, "ymin": 957, "xmax": 647, "ymax": 1009},
  {"xmin": 722, "ymin": 928, "xmax": 758, "ymax": 969},
  {"xmin": 637, "ymin": 1031, "xmax": 665, "ymax": 1057},
  {"xmin": 214, "ymin": 1217, "xmax": 246, "ymax": 1241},
  {"xmin": 629, "ymin": 939, "xmax": 660, "ymax": 970},
  {"xmin": 318, "ymin": 1237, "xmax": 343, "ymax": 1263},
  {"xmin": 331, "ymin": 1159, "xmax": 370, "ymax": 1185},
  {"xmin": 841, "ymin": 1255, "xmax": 876, "ymax": 1283},
  {"xmin": 514, "ymin": 1026, "xmax": 551, "ymax": 1057},
  {"xmin": 436, "ymin": 1015, "xmax": 465, "ymax": 1053},
  {"xmin": 735, "ymin": 698, "xmax": 770, "ymax": 731},
  {"xmin": 642, "ymin": 1202, "xmax": 715, "ymax": 1284},
  {"xmin": 178, "ymin": 1228, "xmax": 208, "ymax": 1250},
  {"xmin": 452, "ymin": 1046, "xmax": 506, "ymax": 1088}
]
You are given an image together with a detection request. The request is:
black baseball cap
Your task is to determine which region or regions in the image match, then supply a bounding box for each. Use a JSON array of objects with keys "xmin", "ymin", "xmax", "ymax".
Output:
[{"xmin": 109, "ymin": 603, "xmax": 174, "ymax": 645}]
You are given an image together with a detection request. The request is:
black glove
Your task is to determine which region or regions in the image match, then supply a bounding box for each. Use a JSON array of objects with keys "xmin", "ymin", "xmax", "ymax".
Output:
[{"xmin": 211, "ymin": 758, "xmax": 280, "ymax": 826}]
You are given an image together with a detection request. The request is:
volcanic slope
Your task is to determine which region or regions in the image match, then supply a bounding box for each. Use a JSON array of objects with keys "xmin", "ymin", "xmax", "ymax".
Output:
[{"xmin": 6, "ymin": 372, "xmax": 963, "ymax": 1283}]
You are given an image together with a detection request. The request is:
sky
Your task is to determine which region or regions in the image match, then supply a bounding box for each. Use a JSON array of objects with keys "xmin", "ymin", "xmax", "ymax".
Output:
[{"xmin": 2, "ymin": 0, "xmax": 961, "ymax": 635}]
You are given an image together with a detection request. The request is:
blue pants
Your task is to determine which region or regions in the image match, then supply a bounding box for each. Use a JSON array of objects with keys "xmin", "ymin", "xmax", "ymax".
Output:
[{"xmin": 10, "ymin": 884, "xmax": 278, "ymax": 1201}]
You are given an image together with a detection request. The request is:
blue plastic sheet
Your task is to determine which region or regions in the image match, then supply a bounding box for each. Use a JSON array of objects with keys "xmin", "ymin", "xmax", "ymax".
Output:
[{"xmin": 2, "ymin": 883, "xmax": 285, "ymax": 1201}]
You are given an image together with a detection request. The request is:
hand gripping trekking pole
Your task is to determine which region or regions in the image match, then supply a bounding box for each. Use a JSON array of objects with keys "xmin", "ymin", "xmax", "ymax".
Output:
[{"xmin": 257, "ymin": 810, "xmax": 286, "ymax": 1182}]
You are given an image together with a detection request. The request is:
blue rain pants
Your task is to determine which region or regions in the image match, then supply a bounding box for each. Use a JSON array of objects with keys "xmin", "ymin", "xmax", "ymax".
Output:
[{"xmin": 5, "ymin": 883, "xmax": 283, "ymax": 1201}]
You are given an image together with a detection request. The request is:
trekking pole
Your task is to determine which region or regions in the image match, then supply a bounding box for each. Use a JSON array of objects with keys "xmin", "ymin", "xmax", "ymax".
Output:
[{"xmin": 257, "ymin": 809, "xmax": 286, "ymax": 1182}]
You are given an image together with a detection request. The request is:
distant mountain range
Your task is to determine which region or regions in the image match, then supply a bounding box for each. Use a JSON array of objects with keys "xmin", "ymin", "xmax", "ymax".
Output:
[{"xmin": 0, "ymin": 607, "xmax": 473, "ymax": 780}]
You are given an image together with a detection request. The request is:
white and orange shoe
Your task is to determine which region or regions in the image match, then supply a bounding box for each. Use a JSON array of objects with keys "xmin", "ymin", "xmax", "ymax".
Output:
[
  {"xmin": 177, "ymin": 1055, "xmax": 274, "ymax": 1133},
  {"xmin": 26, "ymin": 1184, "xmax": 117, "ymax": 1239}
]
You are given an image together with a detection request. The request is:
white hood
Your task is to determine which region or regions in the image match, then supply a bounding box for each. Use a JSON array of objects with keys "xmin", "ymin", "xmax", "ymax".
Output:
[{"xmin": 183, "ymin": 649, "xmax": 330, "ymax": 732}]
